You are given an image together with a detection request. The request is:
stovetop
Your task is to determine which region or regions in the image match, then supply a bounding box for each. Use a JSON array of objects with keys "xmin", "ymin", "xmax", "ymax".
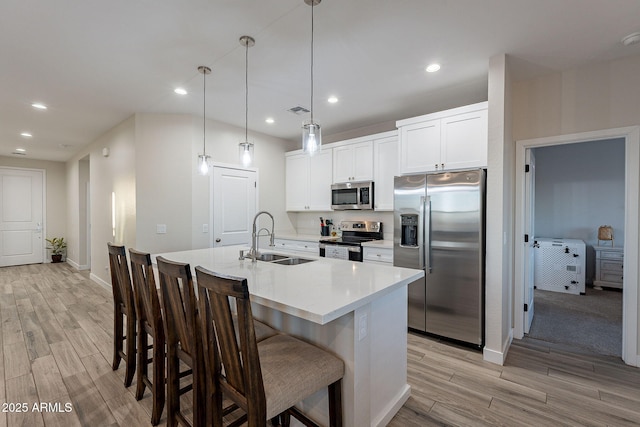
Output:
[{"xmin": 321, "ymin": 221, "xmax": 383, "ymax": 246}]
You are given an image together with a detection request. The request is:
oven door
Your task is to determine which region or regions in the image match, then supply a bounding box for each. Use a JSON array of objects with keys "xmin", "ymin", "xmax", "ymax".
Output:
[{"xmin": 319, "ymin": 243, "xmax": 362, "ymax": 261}]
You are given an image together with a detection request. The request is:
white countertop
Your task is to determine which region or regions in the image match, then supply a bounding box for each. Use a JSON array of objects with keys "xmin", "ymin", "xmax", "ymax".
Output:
[
  {"xmin": 153, "ymin": 245, "xmax": 422, "ymax": 325},
  {"xmin": 361, "ymin": 239, "xmax": 394, "ymax": 249}
]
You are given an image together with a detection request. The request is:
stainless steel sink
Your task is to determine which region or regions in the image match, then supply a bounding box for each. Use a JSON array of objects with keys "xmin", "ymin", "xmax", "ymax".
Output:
[
  {"xmin": 256, "ymin": 253, "xmax": 316, "ymax": 265},
  {"xmin": 258, "ymin": 253, "xmax": 290, "ymax": 262},
  {"xmin": 272, "ymin": 257, "xmax": 315, "ymax": 265}
]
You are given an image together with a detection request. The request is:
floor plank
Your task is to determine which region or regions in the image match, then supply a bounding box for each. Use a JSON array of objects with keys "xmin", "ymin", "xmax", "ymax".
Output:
[{"xmin": 2, "ymin": 262, "xmax": 640, "ymax": 427}]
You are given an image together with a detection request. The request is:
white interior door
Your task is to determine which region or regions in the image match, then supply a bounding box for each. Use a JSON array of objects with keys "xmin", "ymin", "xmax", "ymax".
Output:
[
  {"xmin": 212, "ymin": 166, "xmax": 256, "ymax": 247},
  {"xmin": 0, "ymin": 168, "xmax": 44, "ymax": 267},
  {"xmin": 524, "ymin": 149, "xmax": 536, "ymax": 333}
]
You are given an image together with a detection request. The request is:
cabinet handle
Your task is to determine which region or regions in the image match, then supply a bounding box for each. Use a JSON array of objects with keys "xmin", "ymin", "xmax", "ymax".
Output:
[
  {"xmin": 441, "ymin": 163, "xmax": 444, "ymax": 169},
  {"xmin": 435, "ymin": 164, "xmax": 438, "ymax": 170}
]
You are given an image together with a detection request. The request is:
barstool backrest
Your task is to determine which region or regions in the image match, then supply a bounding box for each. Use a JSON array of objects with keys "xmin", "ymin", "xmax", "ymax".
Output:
[
  {"xmin": 196, "ymin": 266, "xmax": 267, "ymax": 423},
  {"xmin": 107, "ymin": 243, "xmax": 134, "ymax": 313}
]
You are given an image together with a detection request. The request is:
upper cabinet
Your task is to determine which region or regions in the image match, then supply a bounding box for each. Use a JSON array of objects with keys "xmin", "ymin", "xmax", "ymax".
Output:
[
  {"xmin": 373, "ymin": 132, "xmax": 399, "ymax": 211},
  {"xmin": 397, "ymin": 102, "xmax": 488, "ymax": 174},
  {"xmin": 333, "ymin": 140, "xmax": 373, "ymax": 183},
  {"xmin": 285, "ymin": 149, "xmax": 333, "ymax": 211}
]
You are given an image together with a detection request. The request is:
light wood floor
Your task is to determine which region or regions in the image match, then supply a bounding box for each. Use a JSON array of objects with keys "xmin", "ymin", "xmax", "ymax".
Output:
[{"xmin": 2, "ymin": 263, "xmax": 640, "ymax": 426}]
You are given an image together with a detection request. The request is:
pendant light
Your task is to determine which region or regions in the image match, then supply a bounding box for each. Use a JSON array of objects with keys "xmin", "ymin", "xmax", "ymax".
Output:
[
  {"xmin": 238, "ymin": 35, "xmax": 255, "ymax": 166},
  {"xmin": 197, "ymin": 65, "xmax": 212, "ymax": 175},
  {"xmin": 302, "ymin": 0, "xmax": 321, "ymax": 155}
]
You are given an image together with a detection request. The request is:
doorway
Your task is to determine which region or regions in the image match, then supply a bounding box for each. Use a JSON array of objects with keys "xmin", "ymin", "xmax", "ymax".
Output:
[
  {"xmin": 526, "ymin": 139, "xmax": 624, "ymax": 356},
  {"xmin": 514, "ymin": 126, "xmax": 639, "ymax": 367},
  {"xmin": 0, "ymin": 167, "xmax": 45, "ymax": 267}
]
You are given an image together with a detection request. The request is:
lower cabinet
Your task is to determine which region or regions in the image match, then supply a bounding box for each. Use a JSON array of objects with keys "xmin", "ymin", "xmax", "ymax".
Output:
[
  {"xmin": 363, "ymin": 246, "xmax": 393, "ymax": 265},
  {"xmin": 273, "ymin": 238, "xmax": 319, "ymax": 255}
]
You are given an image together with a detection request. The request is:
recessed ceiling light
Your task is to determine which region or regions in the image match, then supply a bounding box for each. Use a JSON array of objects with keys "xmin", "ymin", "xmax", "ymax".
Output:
[
  {"xmin": 21, "ymin": 132, "xmax": 33, "ymax": 138},
  {"xmin": 31, "ymin": 103, "xmax": 47, "ymax": 110},
  {"xmin": 265, "ymin": 117, "xmax": 275, "ymax": 124},
  {"xmin": 426, "ymin": 63, "xmax": 441, "ymax": 73},
  {"xmin": 328, "ymin": 96, "xmax": 339, "ymax": 103},
  {"xmin": 174, "ymin": 87, "xmax": 187, "ymax": 95},
  {"xmin": 15, "ymin": 148, "xmax": 26, "ymax": 152}
]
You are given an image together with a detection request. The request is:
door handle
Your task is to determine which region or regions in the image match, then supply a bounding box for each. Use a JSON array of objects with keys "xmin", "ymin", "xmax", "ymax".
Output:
[{"xmin": 424, "ymin": 196, "xmax": 432, "ymax": 273}]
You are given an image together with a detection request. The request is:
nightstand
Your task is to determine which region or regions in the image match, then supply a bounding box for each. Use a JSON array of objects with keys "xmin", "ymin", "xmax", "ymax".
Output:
[{"xmin": 593, "ymin": 246, "xmax": 623, "ymax": 289}]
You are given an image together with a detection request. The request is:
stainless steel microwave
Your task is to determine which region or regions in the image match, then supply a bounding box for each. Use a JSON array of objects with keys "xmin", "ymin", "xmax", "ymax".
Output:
[{"xmin": 331, "ymin": 181, "xmax": 374, "ymax": 210}]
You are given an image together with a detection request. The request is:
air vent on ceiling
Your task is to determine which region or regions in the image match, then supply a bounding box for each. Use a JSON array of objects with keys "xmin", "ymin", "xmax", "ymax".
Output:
[
  {"xmin": 287, "ymin": 105, "xmax": 310, "ymax": 115},
  {"xmin": 12, "ymin": 152, "xmax": 26, "ymax": 156}
]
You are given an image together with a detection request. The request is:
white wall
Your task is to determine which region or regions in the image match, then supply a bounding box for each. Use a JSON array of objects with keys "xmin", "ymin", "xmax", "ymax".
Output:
[
  {"xmin": 133, "ymin": 113, "xmax": 298, "ymax": 254},
  {"xmin": 0, "ymin": 156, "xmax": 67, "ymax": 258},
  {"xmin": 534, "ymin": 138, "xmax": 625, "ymax": 243},
  {"xmin": 64, "ymin": 113, "xmax": 296, "ymax": 286},
  {"xmin": 135, "ymin": 114, "xmax": 195, "ymax": 253},
  {"xmin": 485, "ymin": 53, "xmax": 514, "ymax": 364}
]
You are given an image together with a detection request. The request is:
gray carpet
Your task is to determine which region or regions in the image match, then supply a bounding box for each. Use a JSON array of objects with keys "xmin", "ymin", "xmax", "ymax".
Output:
[{"xmin": 527, "ymin": 287, "xmax": 622, "ymax": 357}]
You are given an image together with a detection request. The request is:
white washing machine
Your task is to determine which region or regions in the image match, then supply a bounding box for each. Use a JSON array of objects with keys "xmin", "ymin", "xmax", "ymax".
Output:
[{"xmin": 533, "ymin": 237, "xmax": 586, "ymax": 295}]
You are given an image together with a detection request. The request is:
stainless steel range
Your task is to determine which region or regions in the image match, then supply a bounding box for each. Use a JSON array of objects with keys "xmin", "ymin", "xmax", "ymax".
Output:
[{"xmin": 319, "ymin": 221, "xmax": 383, "ymax": 262}]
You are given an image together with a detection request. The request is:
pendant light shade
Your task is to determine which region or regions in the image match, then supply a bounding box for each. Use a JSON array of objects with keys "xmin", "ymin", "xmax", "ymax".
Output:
[
  {"xmin": 302, "ymin": 121, "xmax": 321, "ymax": 154},
  {"xmin": 197, "ymin": 65, "xmax": 212, "ymax": 175},
  {"xmin": 302, "ymin": 0, "xmax": 321, "ymax": 155},
  {"xmin": 239, "ymin": 35, "xmax": 255, "ymax": 166}
]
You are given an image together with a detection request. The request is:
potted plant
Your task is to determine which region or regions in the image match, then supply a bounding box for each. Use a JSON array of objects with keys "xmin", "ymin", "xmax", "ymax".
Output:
[{"xmin": 46, "ymin": 237, "xmax": 67, "ymax": 263}]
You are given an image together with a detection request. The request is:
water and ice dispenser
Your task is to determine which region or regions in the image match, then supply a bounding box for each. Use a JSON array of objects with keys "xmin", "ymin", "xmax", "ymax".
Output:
[{"xmin": 400, "ymin": 214, "xmax": 419, "ymax": 247}]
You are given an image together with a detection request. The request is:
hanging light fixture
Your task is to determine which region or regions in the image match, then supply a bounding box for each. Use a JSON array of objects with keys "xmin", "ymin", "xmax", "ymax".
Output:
[
  {"xmin": 197, "ymin": 65, "xmax": 212, "ymax": 175},
  {"xmin": 239, "ymin": 35, "xmax": 255, "ymax": 166},
  {"xmin": 302, "ymin": 0, "xmax": 321, "ymax": 155}
]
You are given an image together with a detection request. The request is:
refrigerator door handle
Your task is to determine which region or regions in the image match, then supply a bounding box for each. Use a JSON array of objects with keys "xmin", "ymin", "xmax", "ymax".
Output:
[{"xmin": 424, "ymin": 195, "xmax": 432, "ymax": 273}]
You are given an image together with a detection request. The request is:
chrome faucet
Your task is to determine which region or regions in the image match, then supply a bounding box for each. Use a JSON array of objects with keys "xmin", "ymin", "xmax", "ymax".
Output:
[{"xmin": 247, "ymin": 211, "xmax": 275, "ymax": 262}]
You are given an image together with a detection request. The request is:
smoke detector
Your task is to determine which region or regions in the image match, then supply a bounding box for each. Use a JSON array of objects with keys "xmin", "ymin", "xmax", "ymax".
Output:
[{"xmin": 622, "ymin": 32, "xmax": 640, "ymax": 46}]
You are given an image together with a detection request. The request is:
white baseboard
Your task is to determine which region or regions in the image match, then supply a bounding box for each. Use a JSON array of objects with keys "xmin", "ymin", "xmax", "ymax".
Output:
[
  {"xmin": 483, "ymin": 329, "xmax": 514, "ymax": 365},
  {"xmin": 90, "ymin": 273, "xmax": 111, "ymax": 291},
  {"xmin": 373, "ymin": 384, "xmax": 411, "ymax": 427}
]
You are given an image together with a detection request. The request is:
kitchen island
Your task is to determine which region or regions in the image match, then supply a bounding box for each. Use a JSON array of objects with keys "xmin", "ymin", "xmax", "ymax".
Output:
[{"xmin": 152, "ymin": 245, "xmax": 423, "ymax": 427}]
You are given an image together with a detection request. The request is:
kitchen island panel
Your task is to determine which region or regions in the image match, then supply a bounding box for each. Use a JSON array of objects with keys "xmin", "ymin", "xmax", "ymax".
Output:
[{"xmin": 252, "ymin": 284, "xmax": 409, "ymax": 427}]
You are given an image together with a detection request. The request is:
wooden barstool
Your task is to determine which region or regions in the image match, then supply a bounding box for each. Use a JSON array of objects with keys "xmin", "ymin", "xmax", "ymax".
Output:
[
  {"xmin": 156, "ymin": 256, "xmax": 206, "ymax": 427},
  {"xmin": 195, "ymin": 266, "xmax": 344, "ymax": 427},
  {"xmin": 129, "ymin": 249, "xmax": 166, "ymax": 425},
  {"xmin": 107, "ymin": 242, "xmax": 136, "ymax": 387}
]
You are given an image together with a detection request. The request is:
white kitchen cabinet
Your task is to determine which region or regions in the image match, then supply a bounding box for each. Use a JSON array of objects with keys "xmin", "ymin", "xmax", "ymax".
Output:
[
  {"xmin": 397, "ymin": 102, "xmax": 488, "ymax": 174},
  {"xmin": 441, "ymin": 109, "xmax": 488, "ymax": 171},
  {"xmin": 398, "ymin": 119, "xmax": 441, "ymax": 174},
  {"xmin": 273, "ymin": 238, "xmax": 319, "ymax": 255},
  {"xmin": 373, "ymin": 133, "xmax": 399, "ymax": 211},
  {"xmin": 363, "ymin": 246, "xmax": 393, "ymax": 265},
  {"xmin": 285, "ymin": 149, "xmax": 332, "ymax": 211},
  {"xmin": 333, "ymin": 140, "xmax": 373, "ymax": 183}
]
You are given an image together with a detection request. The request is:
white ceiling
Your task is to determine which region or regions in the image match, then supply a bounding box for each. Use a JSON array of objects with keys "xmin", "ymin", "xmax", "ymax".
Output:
[{"xmin": 2, "ymin": 0, "xmax": 640, "ymax": 161}]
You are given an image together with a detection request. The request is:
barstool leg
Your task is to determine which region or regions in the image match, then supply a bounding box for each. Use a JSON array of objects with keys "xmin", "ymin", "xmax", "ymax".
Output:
[
  {"xmin": 112, "ymin": 309, "xmax": 123, "ymax": 370},
  {"xmin": 135, "ymin": 323, "xmax": 147, "ymax": 399},
  {"xmin": 124, "ymin": 315, "xmax": 136, "ymax": 387}
]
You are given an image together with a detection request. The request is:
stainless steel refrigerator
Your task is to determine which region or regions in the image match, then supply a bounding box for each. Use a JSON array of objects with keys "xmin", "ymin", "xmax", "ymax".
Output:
[{"xmin": 393, "ymin": 169, "xmax": 485, "ymax": 347}]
